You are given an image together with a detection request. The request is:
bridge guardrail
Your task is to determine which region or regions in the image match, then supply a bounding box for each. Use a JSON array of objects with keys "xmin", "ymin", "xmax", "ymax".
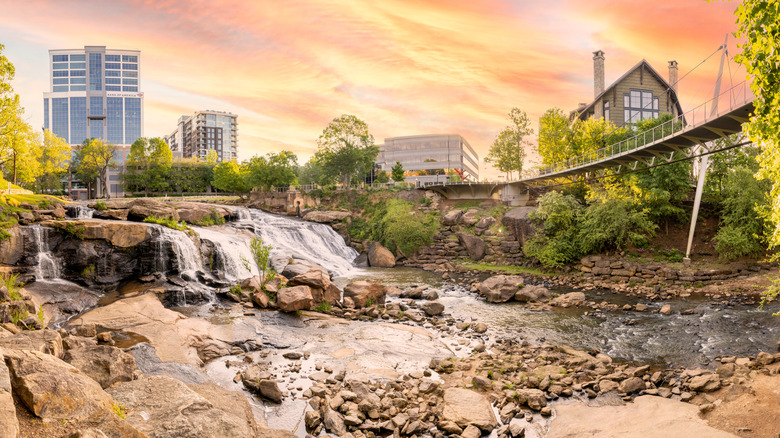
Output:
[{"xmin": 537, "ymin": 80, "xmax": 753, "ymax": 177}]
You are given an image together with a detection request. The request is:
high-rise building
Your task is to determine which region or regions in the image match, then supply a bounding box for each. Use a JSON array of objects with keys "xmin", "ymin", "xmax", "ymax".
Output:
[
  {"xmin": 377, "ymin": 134, "xmax": 479, "ymax": 184},
  {"xmin": 42, "ymin": 46, "xmax": 143, "ymax": 198},
  {"xmin": 165, "ymin": 110, "xmax": 238, "ymax": 162}
]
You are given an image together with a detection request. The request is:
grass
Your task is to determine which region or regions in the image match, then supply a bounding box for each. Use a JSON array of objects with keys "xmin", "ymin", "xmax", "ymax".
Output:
[
  {"xmin": 192, "ymin": 210, "xmax": 227, "ymax": 226},
  {"xmin": 312, "ymin": 301, "xmax": 332, "ymax": 313},
  {"xmin": 2, "ymin": 273, "xmax": 22, "ymax": 301},
  {"xmin": 143, "ymin": 215, "xmax": 192, "ymax": 233},
  {"xmin": 94, "ymin": 200, "xmax": 107, "ymax": 211},
  {"xmin": 453, "ymin": 200, "xmax": 482, "ymax": 210},
  {"xmin": 112, "ymin": 403, "xmax": 127, "ymax": 419},
  {"xmin": 460, "ymin": 262, "xmax": 549, "ymax": 277}
]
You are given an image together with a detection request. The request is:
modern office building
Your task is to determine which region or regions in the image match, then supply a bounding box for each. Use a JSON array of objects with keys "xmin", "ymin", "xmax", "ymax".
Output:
[
  {"xmin": 42, "ymin": 45, "xmax": 143, "ymax": 198},
  {"xmin": 164, "ymin": 110, "xmax": 238, "ymax": 162},
  {"xmin": 377, "ymin": 134, "xmax": 479, "ymax": 184}
]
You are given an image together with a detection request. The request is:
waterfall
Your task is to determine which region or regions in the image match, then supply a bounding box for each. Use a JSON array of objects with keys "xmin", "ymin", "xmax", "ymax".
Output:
[
  {"xmin": 29, "ymin": 226, "xmax": 61, "ymax": 280},
  {"xmin": 243, "ymin": 209, "xmax": 358, "ymax": 277},
  {"xmin": 193, "ymin": 226, "xmax": 258, "ymax": 281},
  {"xmin": 67, "ymin": 205, "xmax": 94, "ymax": 219},
  {"xmin": 150, "ymin": 225, "xmax": 202, "ymax": 276},
  {"xmin": 233, "ymin": 207, "xmax": 252, "ymax": 221}
]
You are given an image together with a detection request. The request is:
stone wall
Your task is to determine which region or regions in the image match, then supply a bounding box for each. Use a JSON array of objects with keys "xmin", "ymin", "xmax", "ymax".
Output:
[
  {"xmin": 579, "ymin": 255, "xmax": 773, "ymax": 285},
  {"xmin": 248, "ymin": 191, "xmax": 319, "ymax": 216}
]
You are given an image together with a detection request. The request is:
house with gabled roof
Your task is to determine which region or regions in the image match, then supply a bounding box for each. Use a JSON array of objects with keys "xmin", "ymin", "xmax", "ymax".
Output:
[{"xmin": 572, "ymin": 51, "xmax": 684, "ymax": 126}]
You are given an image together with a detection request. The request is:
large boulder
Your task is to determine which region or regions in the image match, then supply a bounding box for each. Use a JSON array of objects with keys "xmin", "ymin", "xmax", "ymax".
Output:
[
  {"xmin": 126, "ymin": 198, "xmax": 179, "ymax": 222},
  {"xmin": 687, "ymin": 374, "xmax": 721, "ymax": 392},
  {"xmin": 281, "ymin": 259, "xmax": 327, "ymax": 279},
  {"xmin": 441, "ymin": 210, "xmax": 463, "ymax": 226},
  {"xmin": 502, "ymin": 207, "xmax": 537, "ymax": 246},
  {"xmin": 457, "ymin": 233, "xmax": 486, "ymax": 261},
  {"xmin": 478, "ymin": 275, "xmax": 524, "ymax": 303},
  {"xmin": 550, "ymin": 292, "xmax": 586, "ymax": 308},
  {"xmin": 368, "ymin": 242, "xmax": 396, "ymax": 268},
  {"xmin": 288, "ymin": 270, "xmax": 341, "ymax": 305},
  {"xmin": 174, "ymin": 202, "xmax": 231, "ymax": 225},
  {"xmin": 43, "ymin": 220, "xmax": 152, "ymax": 248},
  {"xmin": 514, "ymin": 388, "xmax": 547, "ymax": 410},
  {"xmin": 0, "ymin": 329, "xmax": 63, "ymax": 358},
  {"xmin": 302, "ymin": 210, "xmax": 351, "ymax": 223},
  {"xmin": 0, "ymin": 350, "xmax": 18, "ymax": 438},
  {"xmin": 441, "ymin": 388, "xmax": 497, "ymax": 431},
  {"xmin": 277, "ymin": 286, "xmax": 314, "ymax": 312},
  {"xmin": 62, "ymin": 344, "xmax": 137, "ymax": 389},
  {"xmin": 514, "ymin": 285, "xmax": 551, "ymax": 303},
  {"xmin": 343, "ymin": 280, "xmax": 387, "ymax": 308},
  {"xmin": 459, "ymin": 209, "xmax": 480, "ymax": 226},
  {"xmin": 107, "ymin": 375, "xmax": 257, "ymax": 438},
  {"xmin": 421, "ymin": 301, "xmax": 445, "ymax": 316},
  {"xmin": 4, "ymin": 349, "xmax": 113, "ymax": 421}
]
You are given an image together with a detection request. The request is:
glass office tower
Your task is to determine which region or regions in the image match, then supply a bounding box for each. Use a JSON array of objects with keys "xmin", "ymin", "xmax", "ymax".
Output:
[
  {"xmin": 42, "ymin": 46, "xmax": 143, "ymax": 198},
  {"xmin": 43, "ymin": 46, "xmax": 143, "ymax": 146}
]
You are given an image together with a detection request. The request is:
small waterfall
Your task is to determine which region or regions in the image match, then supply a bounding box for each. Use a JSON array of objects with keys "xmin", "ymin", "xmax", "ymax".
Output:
[
  {"xmin": 29, "ymin": 226, "xmax": 61, "ymax": 280},
  {"xmin": 234, "ymin": 207, "xmax": 252, "ymax": 221},
  {"xmin": 193, "ymin": 226, "xmax": 258, "ymax": 281},
  {"xmin": 67, "ymin": 205, "xmax": 94, "ymax": 219},
  {"xmin": 244, "ymin": 209, "xmax": 359, "ymax": 277},
  {"xmin": 150, "ymin": 225, "xmax": 202, "ymax": 276}
]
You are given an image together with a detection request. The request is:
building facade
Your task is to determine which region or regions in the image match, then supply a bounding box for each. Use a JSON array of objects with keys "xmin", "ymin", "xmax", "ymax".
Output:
[
  {"xmin": 377, "ymin": 134, "xmax": 479, "ymax": 184},
  {"xmin": 42, "ymin": 45, "xmax": 143, "ymax": 199},
  {"xmin": 573, "ymin": 51, "xmax": 683, "ymax": 126},
  {"xmin": 164, "ymin": 110, "xmax": 238, "ymax": 163}
]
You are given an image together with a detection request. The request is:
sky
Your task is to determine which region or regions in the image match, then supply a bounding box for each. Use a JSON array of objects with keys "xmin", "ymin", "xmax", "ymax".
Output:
[{"xmin": 0, "ymin": 0, "xmax": 742, "ymax": 177}]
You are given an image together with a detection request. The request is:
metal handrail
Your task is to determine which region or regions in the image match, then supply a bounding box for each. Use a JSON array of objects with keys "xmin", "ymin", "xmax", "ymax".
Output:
[{"xmin": 536, "ymin": 80, "xmax": 753, "ymax": 177}]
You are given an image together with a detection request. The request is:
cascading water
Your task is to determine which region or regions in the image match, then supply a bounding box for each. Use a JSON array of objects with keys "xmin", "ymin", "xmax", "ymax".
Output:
[
  {"xmin": 29, "ymin": 226, "xmax": 61, "ymax": 280},
  {"xmin": 242, "ymin": 209, "xmax": 358, "ymax": 277},
  {"xmin": 193, "ymin": 226, "xmax": 258, "ymax": 281},
  {"xmin": 150, "ymin": 225, "xmax": 202, "ymax": 276},
  {"xmin": 74, "ymin": 205, "xmax": 94, "ymax": 219}
]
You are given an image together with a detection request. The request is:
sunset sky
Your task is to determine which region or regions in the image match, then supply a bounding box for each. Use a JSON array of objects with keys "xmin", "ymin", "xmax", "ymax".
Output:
[{"xmin": 0, "ymin": 0, "xmax": 742, "ymax": 176}]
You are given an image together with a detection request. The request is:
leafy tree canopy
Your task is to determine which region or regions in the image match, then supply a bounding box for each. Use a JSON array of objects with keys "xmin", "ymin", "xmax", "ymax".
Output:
[
  {"xmin": 74, "ymin": 138, "xmax": 117, "ymax": 199},
  {"xmin": 315, "ymin": 114, "xmax": 379, "ymax": 188},
  {"xmin": 246, "ymin": 150, "xmax": 298, "ymax": 190},
  {"xmin": 212, "ymin": 160, "xmax": 251, "ymax": 198},
  {"xmin": 391, "ymin": 161, "xmax": 405, "ymax": 182},
  {"xmin": 486, "ymin": 108, "xmax": 532, "ymax": 180}
]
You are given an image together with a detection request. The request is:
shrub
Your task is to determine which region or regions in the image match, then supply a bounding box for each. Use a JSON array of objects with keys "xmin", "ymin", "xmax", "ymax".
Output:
[
  {"xmin": 713, "ymin": 165, "xmax": 770, "ymax": 260},
  {"xmin": 577, "ymin": 197, "xmax": 656, "ymax": 254},
  {"xmin": 312, "ymin": 302, "xmax": 331, "ymax": 313},
  {"xmin": 377, "ymin": 199, "xmax": 438, "ymax": 255},
  {"xmin": 143, "ymin": 216, "xmax": 192, "ymax": 233},
  {"xmin": 94, "ymin": 200, "xmax": 107, "ymax": 211}
]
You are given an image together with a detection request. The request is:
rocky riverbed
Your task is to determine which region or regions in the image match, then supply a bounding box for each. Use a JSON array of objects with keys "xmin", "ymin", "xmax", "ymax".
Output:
[{"xmin": 0, "ymin": 199, "xmax": 778, "ymax": 437}]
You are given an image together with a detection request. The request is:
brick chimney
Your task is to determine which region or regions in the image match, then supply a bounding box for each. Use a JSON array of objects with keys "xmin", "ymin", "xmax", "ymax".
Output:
[
  {"xmin": 668, "ymin": 60, "xmax": 679, "ymax": 93},
  {"xmin": 593, "ymin": 50, "xmax": 605, "ymax": 98}
]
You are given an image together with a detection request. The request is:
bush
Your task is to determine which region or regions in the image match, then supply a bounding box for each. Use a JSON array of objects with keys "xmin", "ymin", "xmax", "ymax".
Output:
[
  {"xmin": 577, "ymin": 197, "xmax": 656, "ymax": 254},
  {"xmin": 713, "ymin": 165, "xmax": 770, "ymax": 260},
  {"xmin": 143, "ymin": 216, "xmax": 192, "ymax": 233},
  {"xmin": 94, "ymin": 200, "xmax": 107, "ymax": 211},
  {"xmin": 376, "ymin": 199, "xmax": 438, "ymax": 255}
]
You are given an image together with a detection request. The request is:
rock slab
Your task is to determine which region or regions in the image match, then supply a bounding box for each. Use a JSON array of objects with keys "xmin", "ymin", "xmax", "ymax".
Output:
[{"xmin": 441, "ymin": 387, "xmax": 497, "ymax": 431}]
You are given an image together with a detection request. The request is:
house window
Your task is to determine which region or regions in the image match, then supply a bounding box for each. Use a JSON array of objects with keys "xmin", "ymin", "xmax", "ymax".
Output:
[
  {"xmin": 603, "ymin": 100, "xmax": 610, "ymax": 121},
  {"xmin": 623, "ymin": 89, "xmax": 659, "ymax": 124}
]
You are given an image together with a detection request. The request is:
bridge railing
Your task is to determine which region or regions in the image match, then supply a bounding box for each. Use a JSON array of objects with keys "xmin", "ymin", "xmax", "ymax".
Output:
[{"xmin": 538, "ymin": 80, "xmax": 753, "ymax": 177}]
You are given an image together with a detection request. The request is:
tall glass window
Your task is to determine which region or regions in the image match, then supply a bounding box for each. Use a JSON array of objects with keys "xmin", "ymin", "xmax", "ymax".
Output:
[
  {"xmin": 124, "ymin": 98, "xmax": 141, "ymax": 144},
  {"xmin": 105, "ymin": 78, "xmax": 121, "ymax": 85},
  {"xmin": 105, "ymin": 54, "xmax": 120, "ymax": 62},
  {"xmin": 603, "ymin": 100, "xmax": 610, "ymax": 120},
  {"xmin": 122, "ymin": 71, "xmax": 138, "ymax": 78},
  {"xmin": 89, "ymin": 53, "xmax": 102, "ymax": 91},
  {"xmin": 122, "ymin": 55, "xmax": 138, "ymax": 63},
  {"xmin": 52, "ymin": 62, "xmax": 68, "ymax": 70},
  {"xmin": 70, "ymin": 77, "xmax": 86, "ymax": 84},
  {"xmin": 70, "ymin": 54, "xmax": 85, "ymax": 62},
  {"xmin": 70, "ymin": 85, "xmax": 86, "ymax": 91},
  {"xmin": 53, "ymin": 78, "xmax": 68, "ymax": 85},
  {"xmin": 52, "ymin": 98, "xmax": 69, "ymax": 143},
  {"xmin": 623, "ymin": 89, "xmax": 659, "ymax": 124},
  {"xmin": 122, "ymin": 63, "xmax": 137, "ymax": 70},
  {"xmin": 105, "ymin": 70, "xmax": 120, "ymax": 77},
  {"xmin": 43, "ymin": 99, "xmax": 49, "ymax": 131},
  {"xmin": 122, "ymin": 86, "xmax": 138, "ymax": 92},
  {"xmin": 53, "ymin": 71, "xmax": 68, "ymax": 78},
  {"xmin": 53, "ymin": 85, "xmax": 69, "ymax": 92},
  {"xmin": 70, "ymin": 97, "xmax": 87, "ymax": 144},
  {"xmin": 52, "ymin": 54, "xmax": 68, "ymax": 62},
  {"xmin": 107, "ymin": 98, "xmax": 124, "ymax": 144},
  {"xmin": 89, "ymin": 96, "xmax": 103, "ymax": 116},
  {"xmin": 106, "ymin": 86, "xmax": 121, "ymax": 91},
  {"xmin": 89, "ymin": 119, "xmax": 103, "ymax": 140},
  {"xmin": 69, "ymin": 62, "xmax": 86, "ymax": 69},
  {"xmin": 105, "ymin": 62, "xmax": 121, "ymax": 70},
  {"xmin": 70, "ymin": 70, "xmax": 86, "ymax": 77}
]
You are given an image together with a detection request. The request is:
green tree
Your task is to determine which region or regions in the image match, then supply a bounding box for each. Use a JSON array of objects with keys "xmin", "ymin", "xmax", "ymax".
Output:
[
  {"xmin": 713, "ymin": 165, "xmax": 770, "ymax": 260},
  {"xmin": 391, "ymin": 161, "xmax": 405, "ymax": 182},
  {"xmin": 375, "ymin": 169, "xmax": 390, "ymax": 184},
  {"xmin": 73, "ymin": 138, "xmax": 117, "ymax": 199},
  {"xmin": 297, "ymin": 158, "xmax": 331, "ymax": 186},
  {"xmin": 246, "ymin": 151, "xmax": 298, "ymax": 190},
  {"xmin": 485, "ymin": 108, "xmax": 532, "ymax": 180},
  {"xmin": 625, "ymin": 153, "xmax": 692, "ymax": 234},
  {"xmin": 34, "ymin": 130, "xmax": 71, "ymax": 193},
  {"xmin": 537, "ymin": 108, "xmax": 572, "ymax": 166},
  {"xmin": 212, "ymin": 161, "xmax": 251, "ymax": 198},
  {"xmin": 123, "ymin": 137, "xmax": 172, "ymax": 195},
  {"xmin": 315, "ymin": 114, "xmax": 379, "ymax": 188},
  {"xmin": 734, "ymin": 0, "xmax": 780, "ymax": 253},
  {"xmin": 168, "ymin": 158, "xmax": 213, "ymax": 194}
]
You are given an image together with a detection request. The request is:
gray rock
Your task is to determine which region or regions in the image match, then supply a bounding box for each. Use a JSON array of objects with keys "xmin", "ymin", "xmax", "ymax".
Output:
[
  {"xmin": 515, "ymin": 388, "xmax": 547, "ymax": 411},
  {"xmin": 368, "ymin": 242, "xmax": 396, "ymax": 268},
  {"xmin": 258, "ymin": 379, "xmax": 283, "ymax": 403},
  {"xmin": 277, "ymin": 286, "xmax": 314, "ymax": 312},
  {"xmin": 0, "ymin": 350, "xmax": 18, "ymax": 438},
  {"xmin": 421, "ymin": 301, "xmax": 445, "ymax": 316},
  {"xmin": 460, "ymin": 209, "xmax": 480, "ymax": 226},
  {"xmin": 688, "ymin": 374, "xmax": 720, "ymax": 392},
  {"xmin": 107, "ymin": 375, "xmax": 256, "ymax": 438},
  {"xmin": 441, "ymin": 387, "xmax": 497, "ymax": 431},
  {"xmin": 514, "ymin": 285, "xmax": 550, "ymax": 303},
  {"xmin": 457, "ymin": 233, "xmax": 486, "ymax": 261},
  {"xmin": 441, "ymin": 210, "xmax": 463, "ymax": 226},
  {"xmin": 323, "ymin": 407, "xmax": 347, "ymax": 436},
  {"xmin": 302, "ymin": 210, "xmax": 351, "ymax": 223},
  {"xmin": 4, "ymin": 348, "xmax": 113, "ymax": 421},
  {"xmin": 62, "ymin": 344, "xmax": 137, "ymax": 389},
  {"xmin": 478, "ymin": 275, "xmax": 524, "ymax": 303}
]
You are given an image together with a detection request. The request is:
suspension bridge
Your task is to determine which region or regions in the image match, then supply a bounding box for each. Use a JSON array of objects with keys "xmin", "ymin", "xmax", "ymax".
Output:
[{"xmin": 424, "ymin": 36, "xmax": 755, "ymax": 260}]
